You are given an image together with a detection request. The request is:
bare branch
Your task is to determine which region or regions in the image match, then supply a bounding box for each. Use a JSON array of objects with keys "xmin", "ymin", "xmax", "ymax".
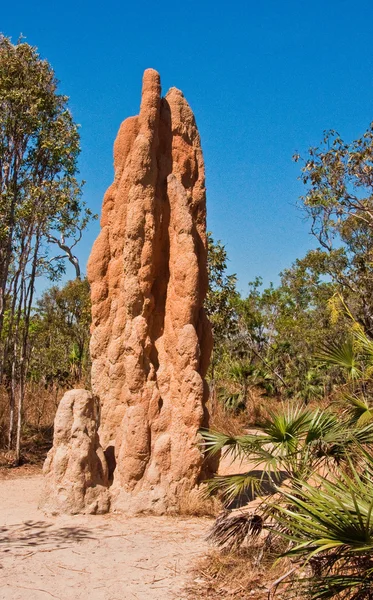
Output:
[{"xmin": 46, "ymin": 233, "xmax": 81, "ymax": 279}]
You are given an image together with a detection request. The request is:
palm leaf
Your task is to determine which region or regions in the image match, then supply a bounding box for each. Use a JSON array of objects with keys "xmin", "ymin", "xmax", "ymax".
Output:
[
  {"xmin": 315, "ymin": 338, "xmax": 362, "ymax": 380},
  {"xmin": 205, "ymin": 473, "xmax": 263, "ymax": 504},
  {"xmin": 305, "ymin": 409, "xmax": 340, "ymax": 444},
  {"xmin": 199, "ymin": 429, "xmax": 259, "ymax": 460},
  {"xmin": 294, "ymin": 572, "xmax": 373, "ymax": 600},
  {"xmin": 261, "ymin": 404, "xmax": 313, "ymax": 453},
  {"xmin": 228, "ymin": 360, "xmax": 255, "ymax": 383},
  {"xmin": 342, "ymin": 392, "xmax": 373, "ymax": 426},
  {"xmin": 274, "ymin": 465, "xmax": 373, "ymax": 559},
  {"xmin": 352, "ymin": 326, "xmax": 373, "ymax": 362},
  {"xmin": 352, "ymin": 422, "xmax": 373, "ymax": 445}
]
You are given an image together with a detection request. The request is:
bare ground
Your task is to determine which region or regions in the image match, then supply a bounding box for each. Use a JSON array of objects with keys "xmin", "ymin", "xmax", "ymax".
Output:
[{"xmin": 0, "ymin": 472, "xmax": 211, "ymax": 600}]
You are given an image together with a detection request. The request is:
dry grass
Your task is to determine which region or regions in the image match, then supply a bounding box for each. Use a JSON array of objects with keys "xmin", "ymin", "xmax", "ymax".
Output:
[
  {"xmin": 186, "ymin": 543, "xmax": 291, "ymax": 600},
  {"xmin": 0, "ymin": 462, "xmax": 41, "ymax": 480},
  {"xmin": 245, "ymin": 388, "xmax": 279, "ymax": 426},
  {"xmin": 0, "ymin": 382, "xmax": 67, "ymax": 465},
  {"xmin": 208, "ymin": 399, "xmax": 248, "ymax": 435},
  {"xmin": 208, "ymin": 389, "xmax": 281, "ymax": 436},
  {"xmin": 178, "ymin": 486, "xmax": 223, "ymax": 517},
  {"xmin": 0, "ymin": 426, "xmax": 53, "ymax": 467}
]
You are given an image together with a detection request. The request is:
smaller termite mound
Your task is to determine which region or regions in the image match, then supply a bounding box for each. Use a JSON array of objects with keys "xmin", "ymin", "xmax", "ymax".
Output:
[{"xmin": 41, "ymin": 389, "xmax": 110, "ymax": 515}]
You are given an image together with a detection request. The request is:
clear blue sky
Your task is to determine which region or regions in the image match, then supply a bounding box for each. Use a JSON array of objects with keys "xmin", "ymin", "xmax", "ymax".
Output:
[{"xmin": 3, "ymin": 0, "xmax": 373, "ymax": 293}]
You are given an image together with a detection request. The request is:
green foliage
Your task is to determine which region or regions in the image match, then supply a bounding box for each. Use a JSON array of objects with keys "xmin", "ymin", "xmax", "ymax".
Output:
[
  {"xmin": 273, "ymin": 453, "xmax": 373, "ymax": 598},
  {"xmin": 295, "ymin": 125, "xmax": 373, "ymax": 336},
  {"xmin": 206, "ymin": 236, "xmax": 347, "ymax": 414},
  {"xmin": 201, "ymin": 402, "xmax": 368, "ymax": 505},
  {"xmin": 29, "ymin": 278, "xmax": 91, "ymax": 386},
  {"xmin": 296, "ymin": 368, "xmax": 325, "ymax": 404},
  {"xmin": 204, "ymin": 118, "xmax": 373, "ymax": 598},
  {"xmin": 342, "ymin": 393, "xmax": 373, "ymax": 426},
  {"xmin": 206, "ymin": 122, "xmax": 373, "ymax": 416},
  {"xmin": 205, "ymin": 308, "xmax": 373, "ymax": 597},
  {"xmin": 316, "ymin": 338, "xmax": 362, "ymax": 381},
  {"xmin": 206, "ymin": 473, "xmax": 262, "ymax": 505},
  {"xmin": 204, "ymin": 402, "xmax": 373, "ymax": 598},
  {"xmin": 0, "ymin": 35, "xmax": 91, "ymax": 288},
  {"xmin": 0, "ymin": 35, "xmax": 93, "ymax": 459},
  {"xmin": 218, "ymin": 389, "xmax": 246, "ymax": 413},
  {"xmin": 205, "ymin": 232, "xmax": 238, "ymax": 350}
]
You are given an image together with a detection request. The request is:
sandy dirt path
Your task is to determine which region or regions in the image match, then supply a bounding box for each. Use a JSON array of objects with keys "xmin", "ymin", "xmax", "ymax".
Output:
[{"xmin": 0, "ymin": 474, "xmax": 211, "ymax": 600}]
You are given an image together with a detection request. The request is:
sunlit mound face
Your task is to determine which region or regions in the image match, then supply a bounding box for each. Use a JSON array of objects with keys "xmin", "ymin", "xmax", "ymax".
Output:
[{"xmin": 86, "ymin": 68, "xmax": 213, "ymax": 515}]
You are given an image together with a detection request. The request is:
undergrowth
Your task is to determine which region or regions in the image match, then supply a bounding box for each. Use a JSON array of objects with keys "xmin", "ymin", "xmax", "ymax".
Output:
[{"xmin": 186, "ymin": 544, "xmax": 290, "ymax": 600}]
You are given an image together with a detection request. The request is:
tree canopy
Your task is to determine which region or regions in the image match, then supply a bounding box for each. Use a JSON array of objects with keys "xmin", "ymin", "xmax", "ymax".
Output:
[{"xmin": 0, "ymin": 35, "xmax": 93, "ymax": 462}]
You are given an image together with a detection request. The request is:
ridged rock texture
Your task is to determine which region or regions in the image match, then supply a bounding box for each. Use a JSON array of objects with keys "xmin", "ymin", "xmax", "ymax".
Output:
[
  {"xmin": 87, "ymin": 68, "xmax": 213, "ymax": 514},
  {"xmin": 41, "ymin": 390, "xmax": 110, "ymax": 515}
]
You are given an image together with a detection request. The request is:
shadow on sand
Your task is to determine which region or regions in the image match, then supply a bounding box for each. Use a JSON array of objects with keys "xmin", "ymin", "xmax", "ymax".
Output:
[{"xmin": 0, "ymin": 520, "xmax": 95, "ymax": 555}]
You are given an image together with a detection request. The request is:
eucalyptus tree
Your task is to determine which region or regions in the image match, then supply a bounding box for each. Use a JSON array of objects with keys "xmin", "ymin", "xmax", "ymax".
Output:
[
  {"xmin": 0, "ymin": 35, "xmax": 93, "ymax": 462},
  {"xmin": 295, "ymin": 125, "xmax": 373, "ymax": 336},
  {"xmin": 205, "ymin": 233, "xmax": 238, "ymax": 347},
  {"xmin": 205, "ymin": 233, "xmax": 238, "ymax": 406},
  {"xmin": 30, "ymin": 278, "xmax": 91, "ymax": 388}
]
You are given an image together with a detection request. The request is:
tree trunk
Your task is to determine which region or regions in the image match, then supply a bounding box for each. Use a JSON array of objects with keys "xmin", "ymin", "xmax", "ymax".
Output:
[
  {"xmin": 15, "ymin": 366, "xmax": 24, "ymax": 465},
  {"xmin": 14, "ymin": 233, "xmax": 40, "ymax": 464},
  {"xmin": 8, "ymin": 369, "xmax": 15, "ymax": 450}
]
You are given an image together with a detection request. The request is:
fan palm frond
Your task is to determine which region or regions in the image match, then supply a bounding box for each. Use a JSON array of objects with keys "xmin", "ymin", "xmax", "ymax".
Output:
[
  {"xmin": 199, "ymin": 429, "xmax": 258, "ymax": 459},
  {"xmin": 316, "ymin": 338, "xmax": 362, "ymax": 380},
  {"xmin": 274, "ymin": 462, "xmax": 373, "ymax": 559},
  {"xmin": 342, "ymin": 392, "xmax": 373, "ymax": 426},
  {"xmin": 271, "ymin": 458, "xmax": 373, "ymax": 598},
  {"xmin": 294, "ymin": 572, "xmax": 373, "ymax": 600},
  {"xmin": 228, "ymin": 360, "xmax": 255, "ymax": 383},
  {"xmin": 305, "ymin": 409, "xmax": 340, "ymax": 444},
  {"xmin": 352, "ymin": 326, "xmax": 373, "ymax": 362},
  {"xmin": 261, "ymin": 405, "xmax": 312, "ymax": 454},
  {"xmin": 205, "ymin": 473, "xmax": 263, "ymax": 504},
  {"xmin": 352, "ymin": 421, "xmax": 373, "ymax": 445},
  {"xmin": 219, "ymin": 391, "xmax": 246, "ymax": 413}
]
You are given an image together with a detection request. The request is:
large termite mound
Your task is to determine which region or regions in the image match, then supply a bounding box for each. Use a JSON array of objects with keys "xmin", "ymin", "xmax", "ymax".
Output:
[{"xmin": 87, "ymin": 69, "xmax": 213, "ymax": 514}]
